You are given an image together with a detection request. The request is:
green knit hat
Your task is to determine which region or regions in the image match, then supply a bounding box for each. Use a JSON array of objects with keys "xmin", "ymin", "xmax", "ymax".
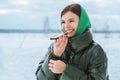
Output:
[{"xmin": 74, "ymin": 5, "xmax": 91, "ymax": 36}]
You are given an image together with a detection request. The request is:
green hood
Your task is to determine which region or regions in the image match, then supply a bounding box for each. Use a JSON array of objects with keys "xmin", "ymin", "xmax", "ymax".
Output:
[{"xmin": 74, "ymin": 5, "xmax": 91, "ymax": 36}]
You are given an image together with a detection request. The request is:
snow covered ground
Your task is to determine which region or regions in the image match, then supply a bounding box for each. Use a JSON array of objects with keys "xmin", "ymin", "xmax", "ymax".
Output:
[{"xmin": 0, "ymin": 33, "xmax": 120, "ymax": 80}]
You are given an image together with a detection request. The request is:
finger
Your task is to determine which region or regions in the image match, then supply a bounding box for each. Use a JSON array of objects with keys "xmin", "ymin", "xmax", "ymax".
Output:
[
  {"xmin": 64, "ymin": 36, "xmax": 68, "ymax": 44},
  {"xmin": 59, "ymin": 36, "xmax": 68, "ymax": 46},
  {"xmin": 54, "ymin": 37, "xmax": 62, "ymax": 46},
  {"xmin": 62, "ymin": 35, "xmax": 67, "ymax": 42},
  {"xmin": 48, "ymin": 63, "xmax": 55, "ymax": 72},
  {"xmin": 54, "ymin": 39, "xmax": 57, "ymax": 43},
  {"xmin": 48, "ymin": 63, "xmax": 53, "ymax": 67},
  {"xmin": 49, "ymin": 65, "xmax": 54, "ymax": 71},
  {"xmin": 57, "ymin": 36, "xmax": 62, "ymax": 42},
  {"xmin": 49, "ymin": 59, "xmax": 55, "ymax": 64},
  {"xmin": 49, "ymin": 67, "xmax": 53, "ymax": 71}
]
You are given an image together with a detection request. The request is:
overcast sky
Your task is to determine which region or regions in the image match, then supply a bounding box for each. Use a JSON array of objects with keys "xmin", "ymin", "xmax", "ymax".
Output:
[{"xmin": 0, "ymin": 0, "xmax": 120, "ymax": 30}]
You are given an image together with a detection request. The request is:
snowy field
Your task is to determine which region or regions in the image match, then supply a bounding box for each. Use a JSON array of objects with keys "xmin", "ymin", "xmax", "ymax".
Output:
[{"xmin": 0, "ymin": 33, "xmax": 120, "ymax": 80}]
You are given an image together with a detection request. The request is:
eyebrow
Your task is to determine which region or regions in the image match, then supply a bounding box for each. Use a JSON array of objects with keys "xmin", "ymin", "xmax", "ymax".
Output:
[{"xmin": 61, "ymin": 18, "xmax": 75, "ymax": 21}]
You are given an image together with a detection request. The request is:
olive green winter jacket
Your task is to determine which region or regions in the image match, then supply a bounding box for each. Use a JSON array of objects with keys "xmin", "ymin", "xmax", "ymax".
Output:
[{"xmin": 35, "ymin": 30, "xmax": 109, "ymax": 80}]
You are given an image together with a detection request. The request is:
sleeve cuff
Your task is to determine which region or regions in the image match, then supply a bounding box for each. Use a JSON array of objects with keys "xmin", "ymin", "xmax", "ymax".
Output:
[{"xmin": 50, "ymin": 52, "xmax": 62, "ymax": 60}]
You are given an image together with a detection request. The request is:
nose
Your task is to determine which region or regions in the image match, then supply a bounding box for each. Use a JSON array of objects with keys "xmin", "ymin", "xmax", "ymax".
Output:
[{"xmin": 64, "ymin": 22, "xmax": 70, "ymax": 28}]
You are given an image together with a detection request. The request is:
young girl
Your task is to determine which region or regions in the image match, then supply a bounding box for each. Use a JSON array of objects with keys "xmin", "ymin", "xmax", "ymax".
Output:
[{"xmin": 36, "ymin": 3, "xmax": 109, "ymax": 80}]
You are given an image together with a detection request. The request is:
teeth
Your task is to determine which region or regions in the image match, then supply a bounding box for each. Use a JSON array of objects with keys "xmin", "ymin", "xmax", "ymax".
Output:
[
  {"xmin": 65, "ymin": 30, "xmax": 73, "ymax": 34},
  {"xmin": 69, "ymin": 30, "xmax": 73, "ymax": 32}
]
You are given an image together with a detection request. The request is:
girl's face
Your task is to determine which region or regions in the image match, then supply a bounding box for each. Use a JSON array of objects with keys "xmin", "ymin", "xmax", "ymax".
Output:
[{"xmin": 61, "ymin": 11, "xmax": 79, "ymax": 37}]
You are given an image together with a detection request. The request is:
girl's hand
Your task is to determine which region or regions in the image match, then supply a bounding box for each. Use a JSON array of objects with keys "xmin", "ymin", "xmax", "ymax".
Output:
[
  {"xmin": 54, "ymin": 35, "xmax": 68, "ymax": 56},
  {"xmin": 49, "ymin": 59, "xmax": 66, "ymax": 74}
]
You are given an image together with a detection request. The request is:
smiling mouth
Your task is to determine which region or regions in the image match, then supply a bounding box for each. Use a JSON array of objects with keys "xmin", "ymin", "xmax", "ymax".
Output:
[
  {"xmin": 64, "ymin": 29, "xmax": 74, "ymax": 35},
  {"xmin": 64, "ymin": 30, "xmax": 73, "ymax": 35}
]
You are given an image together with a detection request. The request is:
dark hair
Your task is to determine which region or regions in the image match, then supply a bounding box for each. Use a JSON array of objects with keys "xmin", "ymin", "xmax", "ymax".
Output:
[{"xmin": 61, "ymin": 3, "xmax": 81, "ymax": 18}]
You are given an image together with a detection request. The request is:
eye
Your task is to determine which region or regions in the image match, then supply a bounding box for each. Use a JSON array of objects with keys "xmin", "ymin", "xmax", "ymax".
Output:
[
  {"xmin": 61, "ymin": 21, "xmax": 65, "ymax": 24},
  {"xmin": 69, "ymin": 20, "xmax": 74, "ymax": 23}
]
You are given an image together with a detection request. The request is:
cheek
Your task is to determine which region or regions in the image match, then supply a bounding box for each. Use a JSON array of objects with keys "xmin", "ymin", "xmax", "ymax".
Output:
[
  {"xmin": 74, "ymin": 25, "xmax": 78, "ymax": 31},
  {"xmin": 61, "ymin": 25, "xmax": 65, "ymax": 31},
  {"xmin": 74, "ymin": 22, "xmax": 78, "ymax": 30},
  {"xmin": 72, "ymin": 23, "xmax": 78, "ymax": 30}
]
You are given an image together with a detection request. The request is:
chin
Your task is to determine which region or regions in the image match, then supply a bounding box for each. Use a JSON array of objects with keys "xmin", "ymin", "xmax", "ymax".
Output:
[{"xmin": 67, "ymin": 34, "xmax": 74, "ymax": 38}]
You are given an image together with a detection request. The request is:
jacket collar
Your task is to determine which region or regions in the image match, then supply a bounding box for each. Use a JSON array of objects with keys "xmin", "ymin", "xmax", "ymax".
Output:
[{"xmin": 68, "ymin": 30, "xmax": 93, "ymax": 53}]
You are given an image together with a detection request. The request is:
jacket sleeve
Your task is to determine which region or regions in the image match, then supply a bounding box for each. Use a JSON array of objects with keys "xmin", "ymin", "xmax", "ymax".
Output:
[
  {"xmin": 59, "ymin": 45, "xmax": 109, "ymax": 80},
  {"xmin": 35, "ymin": 43, "xmax": 61, "ymax": 80}
]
